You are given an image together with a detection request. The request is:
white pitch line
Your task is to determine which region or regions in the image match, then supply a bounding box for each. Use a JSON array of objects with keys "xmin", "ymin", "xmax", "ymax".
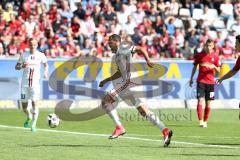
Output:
[
  {"xmin": 0, "ymin": 124, "xmax": 239, "ymax": 149},
  {"xmin": 127, "ymin": 134, "xmax": 240, "ymax": 139}
]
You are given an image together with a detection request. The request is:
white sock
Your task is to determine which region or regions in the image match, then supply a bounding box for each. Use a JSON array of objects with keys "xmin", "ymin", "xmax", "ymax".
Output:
[
  {"xmin": 26, "ymin": 107, "xmax": 32, "ymax": 120},
  {"xmin": 107, "ymin": 107, "xmax": 122, "ymax": 126},
  {"xmin": 146, "ymin": 111, "xmax": 165, "ymax": 131},
  {"xmin": 31, "ymin": 108, "xmax": 39, "ymax": 128}
]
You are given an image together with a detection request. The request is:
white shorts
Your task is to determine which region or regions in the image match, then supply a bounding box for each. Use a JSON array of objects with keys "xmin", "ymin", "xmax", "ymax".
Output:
[
  {"xmin": 108, "ymin": 81, "xmax": 143, "ymax": 106},
  {"xmin": 21, "ymin": 86, "xmax": 40, "ymax": 102}
]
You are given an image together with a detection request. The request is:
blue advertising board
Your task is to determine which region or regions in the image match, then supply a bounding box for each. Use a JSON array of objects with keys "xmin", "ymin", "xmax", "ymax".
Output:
[{"xmin": 0, "ymin": 58, "xmax": 239, "ymax": 100}]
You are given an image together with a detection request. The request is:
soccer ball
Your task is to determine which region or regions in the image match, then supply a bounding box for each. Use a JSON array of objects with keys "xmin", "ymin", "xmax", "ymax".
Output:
[{"xmin": 47, "ymin": 113, "xmax": 60, "ymax": 128}]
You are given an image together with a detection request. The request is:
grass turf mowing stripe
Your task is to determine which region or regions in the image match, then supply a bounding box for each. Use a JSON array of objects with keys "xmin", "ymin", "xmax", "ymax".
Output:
[{"xmin": 0, "ymin": 124, "xmax": 239, "ymax": 149}]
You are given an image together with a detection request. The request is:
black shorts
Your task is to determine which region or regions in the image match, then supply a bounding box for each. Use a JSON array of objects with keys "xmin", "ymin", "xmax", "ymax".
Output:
[{"xmin": 197, "ymin": 82, "xmax": 215, "ymax": 100}]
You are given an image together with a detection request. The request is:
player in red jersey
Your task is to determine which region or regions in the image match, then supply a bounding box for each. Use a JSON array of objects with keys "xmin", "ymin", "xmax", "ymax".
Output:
[
  {"xmin": 189, "ymin": 39, "xmax": 221, "ymax": 128},
  {"xmin": 216, "ymin": 35, "xmax": 240, "ymax": 83}
]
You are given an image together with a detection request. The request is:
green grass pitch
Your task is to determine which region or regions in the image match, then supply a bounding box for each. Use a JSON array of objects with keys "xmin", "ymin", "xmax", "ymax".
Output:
[{"xmin": 0, "ymin": 109, "xmax": 240, "ymax": 160}]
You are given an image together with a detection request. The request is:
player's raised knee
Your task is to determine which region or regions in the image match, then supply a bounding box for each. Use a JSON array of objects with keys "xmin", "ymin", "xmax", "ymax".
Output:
[{"xmin": 137, "ymin": 106, "xmax": 149, "ymax": 117}]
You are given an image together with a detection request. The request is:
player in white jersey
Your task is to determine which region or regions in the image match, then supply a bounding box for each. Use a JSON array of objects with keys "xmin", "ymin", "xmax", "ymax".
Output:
[
  {"xmin": 99, "ymin": 34, "xmax": 173, "ymax": 147},
  {"xmin": 15, "ymin": 38, "xmax": 48, "ymax": 132}
]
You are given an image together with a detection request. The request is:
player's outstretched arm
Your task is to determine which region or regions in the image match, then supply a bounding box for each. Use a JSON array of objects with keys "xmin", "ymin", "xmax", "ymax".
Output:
[
  {"xmin": 99, "ymin": 70, "xmax": 122, "ymax": 87},
  {"xmin": 134, "ymin": 46, "xmax": 154, "ymax": 68},
  {"xmin": 189, "ymin": 64, "xmax": 197, "ymax": 87},
  {"xmin": 216, "ymin": 69, "xmax": 238, "ymax": 84}
]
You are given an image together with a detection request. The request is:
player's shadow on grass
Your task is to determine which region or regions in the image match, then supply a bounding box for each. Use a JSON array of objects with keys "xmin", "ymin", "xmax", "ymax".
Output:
[{"xmin": 172, "ymin": 153, "xmax": 240, "ymax": 157}]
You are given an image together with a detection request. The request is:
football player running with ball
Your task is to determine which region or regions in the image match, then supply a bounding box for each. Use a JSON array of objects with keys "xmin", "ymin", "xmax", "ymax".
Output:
[
  {"xmin": 99, "ymin": 34, "xmax": 173, "ymax": 147},
  {"xmin": 15, "ymin": 38, "xmax": 48, "ymax": 132},
  {"xmin": 189, "ymin": 39, "xmax": 221, "ymax": 128}
]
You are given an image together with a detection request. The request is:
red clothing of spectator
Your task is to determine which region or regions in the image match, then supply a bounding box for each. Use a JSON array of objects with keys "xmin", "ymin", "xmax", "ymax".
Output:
[
  {"xmin": 64, "ymin": 43, "xmax": 77, "ymax": 56},
  {"xmin": 19, "ymin": 39, "xmax": 29, "ymax": 52},
  {"xmin": 221, "ymin": 45, "xmax": 234, "ymax": 59},
  {"xmin": 168, "ymin": 45, "xmax": 177, "ymax": 58},
  {"xmin": 147, "ymin": 45, "xmax": 158, "ymax": 58},
  {"xmin": 0, "ymin": 19, "xmax": 6, "ymax": 33},
  {"xmin": 8, "ymin": 44, "xmax": 18, "ymax": 56},
  {"xmin": 71, "ymin": 22, "xmax": 80, "ymax": 33},
  {"xmin": 9, "ymin": 19, "xmax": 21, "ymax": 33},
  {"xmin": 49, "ymin": 7, "xmax": 58, "ymax": 22}
]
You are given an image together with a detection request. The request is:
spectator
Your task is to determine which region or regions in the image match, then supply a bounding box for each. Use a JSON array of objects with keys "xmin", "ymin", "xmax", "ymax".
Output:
[
  {"xmin": 234, "ymin": 0, "xmax": 240, "ymax": 18},
  {"xmin": 52, "ymin": 13, "xmax": 63, "ymax": 33},
  {"xmin": 19, "ymin": 2, "xmax": 31, "ymax": 20},
  {"xmin": 166, "ymin": 17, "xmax": 175, "ymax": 36},
  {"xmin": 24, "ymin": 14, "xmax": 37, "ymax": 37},
  {"xmin": 3, "ymin": 3, "xmax": 17, "ymax": 22},
  {"xmin": 38, "ymin": 38, "xmax": 49, "ymax": 54},
  {"xmin": 48, "ymin": 3, "xmax": 58, "ymax": 22},
  {"xmin": 180, "ymin": 41, "xmax": 193, "ymax": 60},
  {"xmin": 83, "ymin": 12, "xmax": 97, "ymax": 38},
  {"xmin": 187, "ymin": 29, "xmax": 199, "ymax": 49},
  {"xmin": 117, "ymin": 4, "xmax": 130, "ymax": 25},
  {"xmin": 0, "ymin": 13, "xmax": 6, "ymax": 33},
  {"xmin": 194, "ymin": 41, "xmax": 204, "ymax": 54},
  {"xmin": 7, "ymin": 36, "xmax": 18, "ymax": 56},
  {"xmin": 215, "ymin": 31, "xmax": 225, "ymax": 47},
  {"xmin": 64, "ymin": 35, "xmax": 80, "ymax": 57},
  {"xmin": 74, "ymin": 3, "xmax": 86, "ymax": 20},
  {"xmin": 138, "ymin": 17, "xmax": 152, "ymax": 34},
  {"xmin": 131, "ymin": 27, "xmax": 142, "ymax": 45},
  {"xmin": 132, "ymin": 4, "xmax": 146, "ymax": 25},
  {"xmin": 220, "ymin": 0, "xmax": 234, "ymax": 23},
  {"xmin": 168, "ymin": 0, "xmax": 181, "ymax": 16},
  {"xmin": 168, "ymin": 36, "xmax": 180, "ymax": 58},
  {"xmin": 93, "ymin": 40, "xmax": 104, "ymax": 58},
  {"xmin": 9, "ymin": 14, "xmax": 21, "ymax": 33},
  {"xmin": 109, "ymin": 19, "xmax": 121, "ymax": 35},
  {"xmin": 227, "ymin": 30, "xmax": 237, "ymax": 48},
  {"xmin": 174, "ymin": 27, "xmax": 185, "ymax": 47},
  {"xmin": 92, "ymin": 4, "xmax": 101, "ymax": 26},
  {"xmin": 153, "ymin": 15, "xmax": 164, "ymax": 35},
  {"xmin": 122, "ymin": 15, "xmax": 136, "ymax": 35},
  {"xmin": 0, "ymin": 35, "xmax": 5, "ymax": 56},
  {"xmin": 230, "ymin": 16, "xmax": 240, "ymax": 35},
  {"xmin": 103, "ymin": 4, "xmax": 117, "ymax": 21},
  {"xmin": 220, "ymin": 39, "xmax": 234, "ymax": 59},
  {"xmin": 49, "ymin": 35, "xmax": 63, "ymax": 57},
  {"xmin": 59, "ymin": 0, "xmax": 73, "ymax": 22},
  {"xmin": 81, "ymin": 38, "xmax": 95, "ymax": 56}
]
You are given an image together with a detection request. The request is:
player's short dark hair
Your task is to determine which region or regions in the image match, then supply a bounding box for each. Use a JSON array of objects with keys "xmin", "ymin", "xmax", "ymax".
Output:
[
  {"xmin": 236, "ymin": 35, "xmax": 240, "ymax": 43},
  {"xmin": 28, "ymin": 38, "xmax": 35, "ymax": 43},
  {"xmin": 109, "ymin": 34, "xmax": 121, "ymax": 42},
  {"xmin": 206, "ymin": 39, "xmax": 214, "ymax": 44}
]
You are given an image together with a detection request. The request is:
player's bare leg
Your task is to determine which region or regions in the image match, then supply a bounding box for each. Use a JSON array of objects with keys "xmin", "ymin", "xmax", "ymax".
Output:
[
  {"xmin": 31, "ymin": 100, "xmax": 39, "ymax": 132},
  {"xmin": 203, "ymin": 100, "xmax": 211, "ymax": 128},
  {"xmin": 102, "ymin": 95, "xmax": 126, "ymax": 139},
  {"xmin": 137, "ymin": 105, "xmax": 173, "ymax": 147},
  {"xmin": 22, "ymin": 101, "xmax": 32, "ymax": 128},
  {"xmin": 197, "ymin": 98, "xmax": 204, "ymax": 127}
]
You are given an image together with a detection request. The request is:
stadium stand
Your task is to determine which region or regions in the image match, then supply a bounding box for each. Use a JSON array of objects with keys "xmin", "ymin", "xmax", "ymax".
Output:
[{"xmin": 0, "ymin": 0, "xmax": 239, "ymax": 60}]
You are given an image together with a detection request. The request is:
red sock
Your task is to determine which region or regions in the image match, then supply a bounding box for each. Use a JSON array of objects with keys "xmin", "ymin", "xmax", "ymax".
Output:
[
  {"xmin": 197, "ymin": 102, "xmax": 202, "ymax": 121},
  {"xmin": 204, "ymin": 105, "xmax": 211, "ymax": 122}
]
